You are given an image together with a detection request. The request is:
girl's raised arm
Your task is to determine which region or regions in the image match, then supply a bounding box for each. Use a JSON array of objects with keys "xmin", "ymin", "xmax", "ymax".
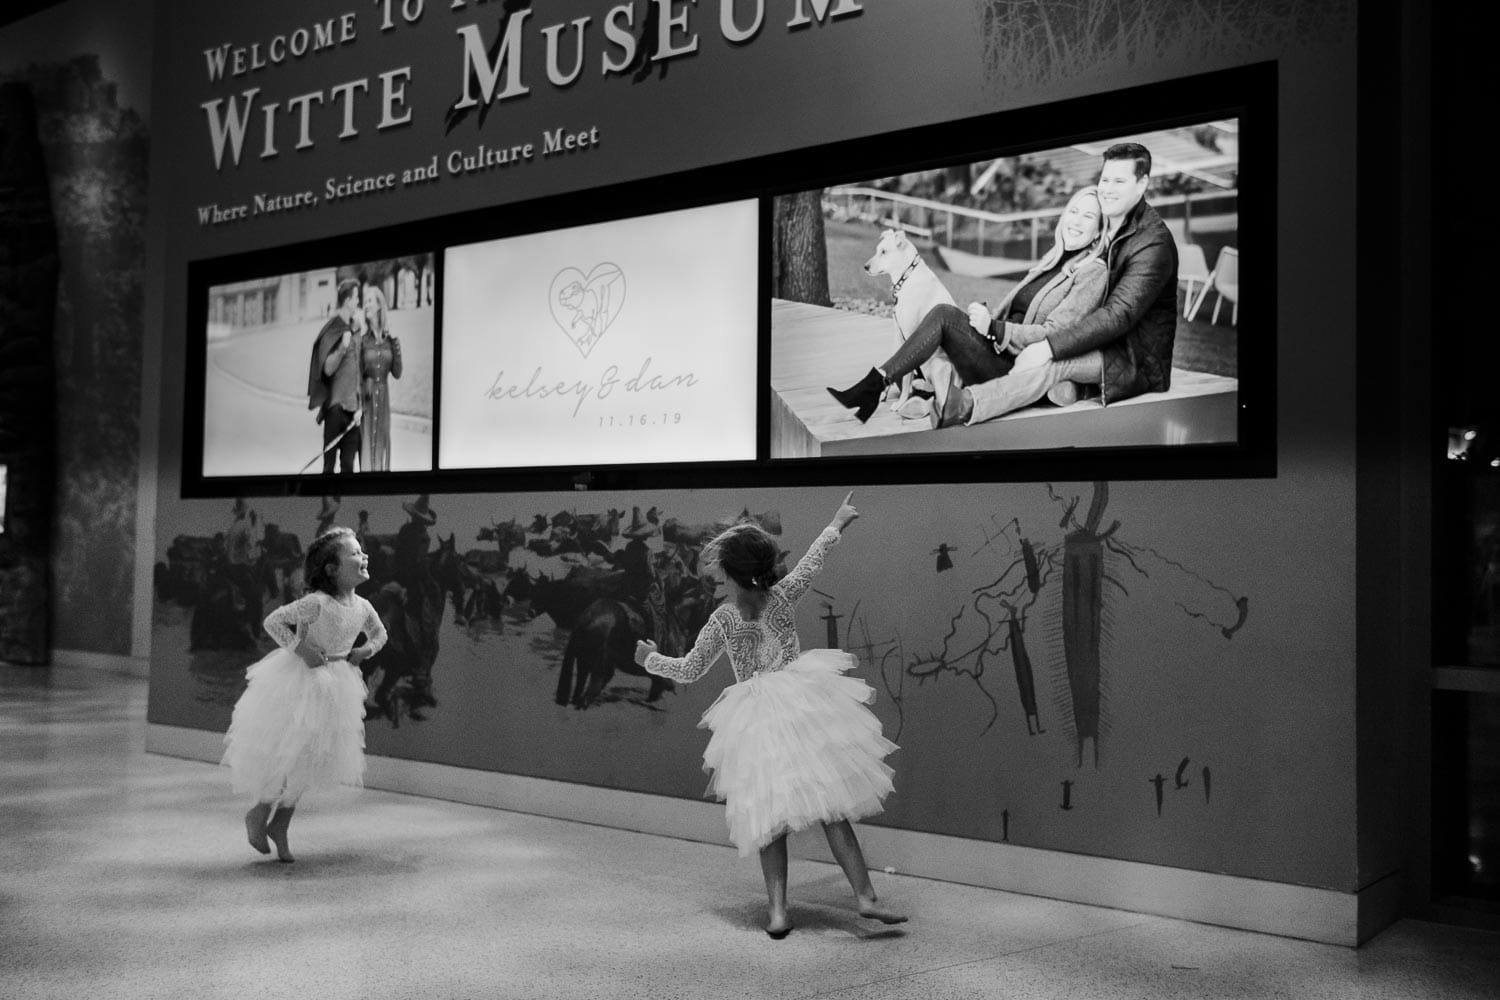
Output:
[{"xmin": 776, "ymin": 492, "xmax": 858, "ymax": 604}]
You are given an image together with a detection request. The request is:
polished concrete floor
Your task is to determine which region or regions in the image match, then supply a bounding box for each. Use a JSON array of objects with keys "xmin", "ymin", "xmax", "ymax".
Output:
[{"xmin": 3, "ymin": 664, "xmax": 1499, "ymax": 1000}]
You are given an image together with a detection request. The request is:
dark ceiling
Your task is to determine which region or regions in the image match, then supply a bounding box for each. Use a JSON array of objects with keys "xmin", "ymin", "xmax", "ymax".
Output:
[{"xmin": 1, "ymin": 1, "xmax": 69, "ymax": 30}]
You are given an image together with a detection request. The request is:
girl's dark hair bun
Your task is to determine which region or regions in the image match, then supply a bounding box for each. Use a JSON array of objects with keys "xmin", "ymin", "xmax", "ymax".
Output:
[{"xmin": 705, "ymin": 522, "xmax": 780, "ymax": 591}]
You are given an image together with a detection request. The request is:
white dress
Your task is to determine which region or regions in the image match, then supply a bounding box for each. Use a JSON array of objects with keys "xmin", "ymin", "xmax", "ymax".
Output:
[
  {"xmin": 645, "ymin": 527, "xmax": 898, "ymax": 855},
  {"xmin": 222, "ymin": 592, "xmax": 387, "ymax": 804}
]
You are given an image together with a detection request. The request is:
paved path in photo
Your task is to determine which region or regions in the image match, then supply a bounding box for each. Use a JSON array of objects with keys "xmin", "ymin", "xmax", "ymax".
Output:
[{"xmin": 202, "ymin": 361, "xmax": 431, "ymax": 477}]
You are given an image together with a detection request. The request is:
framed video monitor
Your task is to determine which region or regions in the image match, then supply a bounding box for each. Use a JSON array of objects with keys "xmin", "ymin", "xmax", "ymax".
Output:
[
  {"xmin": 179, "ymin": 62, "xmax": 1273, "ymax": 499},
  {"xmin": 438, "ymin": 199, "xmax": 760, "ymax": 472},
  {"xmin": 183, "ymin": 240, "xmax": 439, "ymax": 496},
  {"xmin": 761, "ymin": 61, "xmax": 1274, "ymax": 482}
]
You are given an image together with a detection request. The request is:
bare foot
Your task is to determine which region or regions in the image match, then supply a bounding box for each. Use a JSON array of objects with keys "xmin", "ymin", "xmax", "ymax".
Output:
[
  {"xmin": 858, "ymin": 900, "xmax": 908, "ymax": 924},
  {"xmin": 244, "ymin": 804, "xmax": 271, "ymax": 855},
  {"xmin": 766, "ymin": 910, "xmax": 793, "ymax": 939},
  {"xmin": 265, "ymin": 807, "xmax": 295, "ymax": 863}
]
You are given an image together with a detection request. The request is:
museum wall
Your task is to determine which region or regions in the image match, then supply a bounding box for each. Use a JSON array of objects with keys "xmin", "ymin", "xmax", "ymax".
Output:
[{"xmin": 137, "ymin": 0, "xmax": 1369, "ymax": 894}]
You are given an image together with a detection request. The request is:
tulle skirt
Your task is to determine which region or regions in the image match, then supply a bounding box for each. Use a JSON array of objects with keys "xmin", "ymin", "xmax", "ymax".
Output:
[
  {"xmin": 221, "ymin": 647, "xmax": 367, "ymax": 804},
  {"xmin": 699, "ymin": 648, "xmax": 898, "ymax": 856}
]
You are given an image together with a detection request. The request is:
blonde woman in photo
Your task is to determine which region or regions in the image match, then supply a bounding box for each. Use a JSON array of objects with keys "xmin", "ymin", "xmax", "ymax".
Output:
[
  {"xmin": 357, "ymin": 285, "xmax": 403, "ymax": 472},
  {"xmin": 828, "ymin": 186, "xmax": 1109, "ymax": 424}
]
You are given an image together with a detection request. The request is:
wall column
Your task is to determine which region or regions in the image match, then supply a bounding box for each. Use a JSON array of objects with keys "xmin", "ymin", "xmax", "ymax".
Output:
[{"xmin": 0, "ymin": 82, "xmax": 59, "ymax": 665}]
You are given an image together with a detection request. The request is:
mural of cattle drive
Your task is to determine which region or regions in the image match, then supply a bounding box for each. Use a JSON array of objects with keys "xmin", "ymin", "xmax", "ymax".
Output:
[
  {"xmin": 153, "ymin": 493, "xmax": 785, "ymax": 726},
  {"xmin": 148, "ymin": 482, "xmax": 1261, "ymax": 855},
  {"xmin": 154, "ymin": 485, "xmax": 1247, "ymax": 757}
]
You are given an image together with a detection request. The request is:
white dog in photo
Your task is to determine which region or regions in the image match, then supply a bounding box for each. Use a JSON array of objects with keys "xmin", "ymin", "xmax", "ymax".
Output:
[{"xmin": 862, "ymin": 228, "xmax": 958, "ymax": 420}]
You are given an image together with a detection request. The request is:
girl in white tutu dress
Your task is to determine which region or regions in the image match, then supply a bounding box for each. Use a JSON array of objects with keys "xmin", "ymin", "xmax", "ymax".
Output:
[
  {"xmin": 635, "ymin": 493, "xmax": 905, "ymax": 938},
  {"xmin": 222, "ymin": 527, "xmax": 385, "ymax": 862}
]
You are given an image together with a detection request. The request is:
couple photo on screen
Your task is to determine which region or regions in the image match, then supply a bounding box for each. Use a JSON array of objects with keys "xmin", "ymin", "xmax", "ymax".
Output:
[
  {"xmin": 199, "ymin": 255, "xmax": 435, "ymax": 480},
  {"xmin": 307, "ymin": 278, "xmax": 404, "ymax": 475},
  {"xmin": 826, "ymin": 142, "xmax": 1176, "ymax": 428},
  {"xmin": 771, "ymin": 126, "xmax": 1240, "ymax": 455}
]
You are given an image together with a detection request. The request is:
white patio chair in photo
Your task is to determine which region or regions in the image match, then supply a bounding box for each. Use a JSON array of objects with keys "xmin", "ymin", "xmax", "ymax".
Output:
[
  {"xmin": 1176, "ymin": 242, "xmax": 1211, "ymax": 316},
  {"xmin": 1188, "ymin": 245, "xmax": 1239, "ymax": 325}
]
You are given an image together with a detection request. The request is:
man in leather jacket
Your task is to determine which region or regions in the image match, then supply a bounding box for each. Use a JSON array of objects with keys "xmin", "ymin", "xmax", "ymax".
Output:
[
  {"xmin": 954, "ymin": 142, "xmax": 1179, "ymax": 425},
  {"xmin": 307, "ymin": 278, "xmax": 363, "ymax": 474}
]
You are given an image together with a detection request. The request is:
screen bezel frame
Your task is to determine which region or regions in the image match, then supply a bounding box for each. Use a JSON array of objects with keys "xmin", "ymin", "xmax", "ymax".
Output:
[{"xmin": 179, "ymin": 61, "xmax": 1275, "ymax": 499}]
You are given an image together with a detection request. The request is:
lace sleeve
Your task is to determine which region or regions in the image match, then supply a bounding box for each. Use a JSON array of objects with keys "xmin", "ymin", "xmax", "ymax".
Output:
[
  {"xmin": 359, "ymin": 597, "xmax": 388, "ymax": 655},
  {"xmin": 263, "ymin": 594, "xmax": 323, "ymax": 649},
  {"xmin": 773, "ymin": 526, "xmax": 841, "ymax": 604},
  {"xmin": 644, "ymin": 613, "xmax": 727, "ymax": 684}
]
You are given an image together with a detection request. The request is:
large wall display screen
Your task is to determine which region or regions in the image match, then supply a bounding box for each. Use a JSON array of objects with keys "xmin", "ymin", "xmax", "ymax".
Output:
[
  {"xmin": 179, "ymin": 65, "xmax": 1272, "ymax": 498},
  {"xmin": 768, "ymin": 114, "xmax": 1254, "ymax": 464},
  {"xmin": 438, "ymin": 200, "xmax": 759, "ymax": 471}
]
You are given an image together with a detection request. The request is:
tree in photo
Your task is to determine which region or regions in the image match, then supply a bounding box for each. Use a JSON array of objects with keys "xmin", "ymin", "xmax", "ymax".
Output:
[{"xmin": 772, "ymin": 190, "xmax": 831, "ymax": 306}]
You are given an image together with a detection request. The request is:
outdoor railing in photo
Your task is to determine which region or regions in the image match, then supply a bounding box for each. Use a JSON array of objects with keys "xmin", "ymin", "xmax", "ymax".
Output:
[{"xmin": 825, "ymin": 186, "xmax": 1239, "ymax": 278}]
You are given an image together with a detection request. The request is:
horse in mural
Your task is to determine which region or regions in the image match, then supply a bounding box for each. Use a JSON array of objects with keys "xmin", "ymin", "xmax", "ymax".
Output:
[
  {"xmin": 554, "ymin": 545, "xmax": 712, "ymax": 709},
  {"xmin": 169, "ymin": 522, "xmax": 305, "ymax": 652},
  {"xmin": 452, "ymin": 518, "xmax": 535, "ymax": 627},
  {"xmin": 187, "ymin": 543, "xmax": 258, "ymax": 651},
  {"xmin": 548, "ymin": 512, "xmax": 782, "ymax": 709},
  {"xmin": 554, "ymin": 580, "xmax": 689, "ymax": 709},
  {"xmin": 158, "ymin": 534, "xmax": 216, "ymax": 605},
  {"xmin": 458, "ymin": 573, "xmax": 505, "ymax": 625},
  {"xmin": 360, "ymin": 533, "xmax": 469, "ymax": 726},
  {"xmin": 525, "ymin": 566, "xmax": 633, "ymax": 630},
  {"xmin": 256, "ymin": 523, "xmax": 304, "ymax": 606}
]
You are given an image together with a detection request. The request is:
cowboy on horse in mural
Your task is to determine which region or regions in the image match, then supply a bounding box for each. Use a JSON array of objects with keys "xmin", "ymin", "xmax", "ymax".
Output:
[
  {"xmin": 224, "ymin": 497, "xmax": 264, "ymax": 642},
  {"xmin": 553, "ymin": 506, "xmax": 696, "ymax": 710},
  {"xmin": 359, "ymin": 495, "xmax": 467, "ymax": 726}
]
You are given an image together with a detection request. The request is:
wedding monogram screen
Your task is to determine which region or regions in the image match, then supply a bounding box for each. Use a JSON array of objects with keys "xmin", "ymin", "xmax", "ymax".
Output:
[{"xmin": 438, "ymin": 200, "xmax": 760, "ymax": 470}]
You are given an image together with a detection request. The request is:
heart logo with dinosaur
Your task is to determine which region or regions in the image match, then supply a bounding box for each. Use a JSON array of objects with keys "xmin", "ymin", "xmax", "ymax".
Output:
[{"xmin": 548, "ymin": 263, "xmax": 626, "ymax": 358}]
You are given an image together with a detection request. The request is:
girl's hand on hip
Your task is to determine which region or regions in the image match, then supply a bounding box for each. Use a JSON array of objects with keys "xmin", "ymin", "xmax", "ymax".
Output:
[{"xmin": 295, "ymin": 639, "xmax": 328, "ymax": 669}]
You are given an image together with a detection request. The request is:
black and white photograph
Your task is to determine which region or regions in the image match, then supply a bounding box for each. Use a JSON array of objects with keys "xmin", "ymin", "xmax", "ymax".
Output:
[
  {"xmin": 10, "ymin": 0, "xmax": 1500, "ymax": 996},
  {"xmin": 200, "ymin": 254, "xmax": 436, "ymax": 478},
  {"xmin": 770, "ymin": 121, "xmax": 1242, "ymax": 460}
]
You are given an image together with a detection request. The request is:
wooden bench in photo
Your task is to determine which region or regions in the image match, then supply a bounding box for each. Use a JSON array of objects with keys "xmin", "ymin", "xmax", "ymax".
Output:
[{"xmin": 770, "ymin": 298, "xmax": 1238, "ymax": 459}]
